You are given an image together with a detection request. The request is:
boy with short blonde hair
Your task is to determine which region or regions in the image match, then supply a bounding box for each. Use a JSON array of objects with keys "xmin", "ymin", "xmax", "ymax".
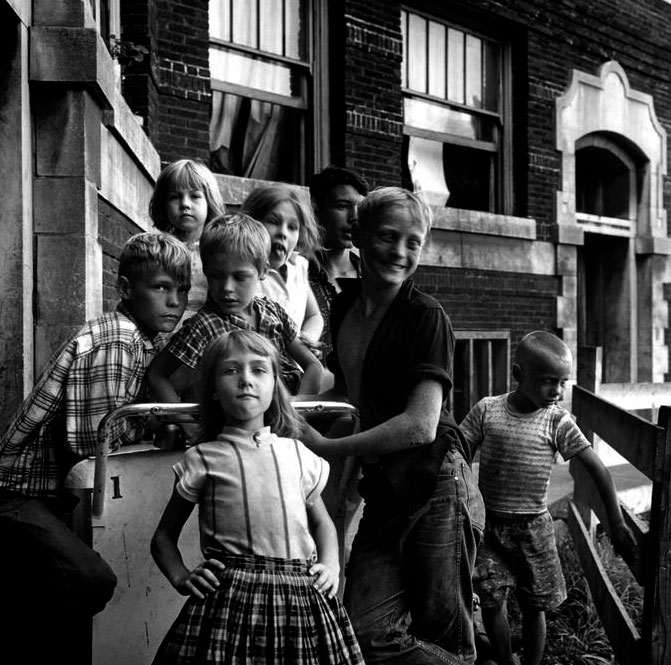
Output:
[
  {"xmin": 302, "ymin": 186, "xmax": 484, "ymax": 664},
  {"xmin": 461, "ymin": 330, "xmax": 636, "ymax": 665},
  {"xmin": 0, "ymin": 231, "xmax": 191, "ymax": 662}
]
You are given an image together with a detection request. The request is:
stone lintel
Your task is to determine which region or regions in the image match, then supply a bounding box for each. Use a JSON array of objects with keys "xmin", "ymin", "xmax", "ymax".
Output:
[
  {"xmin": 635, "ymin": 236, "xmax": 671, "ymax": 256},
  {"xmin": 30, "ymin": 26, "xmax": 115, "ymax": 109},
  {"xmin": 33, "ymin": 0, "xmax": 96, "ymax": 29}
]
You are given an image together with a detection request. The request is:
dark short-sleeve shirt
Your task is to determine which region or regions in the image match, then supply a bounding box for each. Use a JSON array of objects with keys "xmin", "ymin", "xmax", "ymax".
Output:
[{"xmin": 328, "ymin": 279, "xmax": 469, "ymax": 514}]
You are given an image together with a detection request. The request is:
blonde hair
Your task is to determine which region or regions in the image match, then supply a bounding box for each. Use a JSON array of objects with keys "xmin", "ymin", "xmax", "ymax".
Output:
[
  {"xmin": 118, "ymin": 232, "xmax": 191, "ymax": 285},
  {"xmin": 241, "ymin": 184, "xmax": 323, "ymax": 258},
  {"xmin": 149, "ymin": 159, "xmax": 225, "ymax": 232},
  {"xmin": 199, "ymin": 213, "xmax": 270, "ymax": 274},
  {"xmin": 357, "ymin": 186, "xmax": 433, "ymax": 233},
  {"xmin": 197, "ymin": 330, "xmax": 304, "ymax": 440}
]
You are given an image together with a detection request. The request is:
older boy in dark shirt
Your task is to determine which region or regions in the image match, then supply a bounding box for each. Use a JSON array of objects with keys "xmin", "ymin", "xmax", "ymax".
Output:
[{"xmin": 302, "ymin": 187, "xmax": 485, "ymax": 665}]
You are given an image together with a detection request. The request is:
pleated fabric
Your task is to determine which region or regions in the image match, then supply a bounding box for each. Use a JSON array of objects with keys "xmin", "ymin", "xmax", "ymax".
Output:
[{"xmin": 152, "ymin": 553, "xmax": 364, "ymax": 665}]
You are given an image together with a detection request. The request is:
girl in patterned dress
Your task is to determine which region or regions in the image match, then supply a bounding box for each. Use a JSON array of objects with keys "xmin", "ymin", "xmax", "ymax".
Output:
[{"xmin": 150, "ymin": 330, "xmax": 364, "ymax": 664}]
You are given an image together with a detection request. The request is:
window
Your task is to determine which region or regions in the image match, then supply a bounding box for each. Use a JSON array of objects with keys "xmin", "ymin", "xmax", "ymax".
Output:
[
  {"xmin": 451, "ymin": 331, "xmax": 510, "ymax": 422},
  {"xmin": 401, "ymin": 9, "xmax": 510, "ymax": 212},
  {"xmin": 209, "ymin": 0, "xmax": 324, "ymax": 183}
]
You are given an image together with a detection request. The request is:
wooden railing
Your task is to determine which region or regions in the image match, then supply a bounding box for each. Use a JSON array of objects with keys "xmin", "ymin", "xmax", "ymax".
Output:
[{"xmin": 570, "ymin": 384, "xmax": 671, "ymax": 665}]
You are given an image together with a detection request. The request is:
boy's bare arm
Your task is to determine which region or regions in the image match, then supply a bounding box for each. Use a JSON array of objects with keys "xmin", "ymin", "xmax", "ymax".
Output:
[
  {"xmin": 288, "ymin": 337, "xmax": 323, "ymax": 395},
  {"xmin": 300, "ymin": 287, "xmax": 324, "ymax": 346},
  {"xmin": 301, "ymin": 379, "xmax": 443, "ymax": 457},
  {"xmin": 577, "ymin": 445, "xmax": 637, "ymax": 562}
]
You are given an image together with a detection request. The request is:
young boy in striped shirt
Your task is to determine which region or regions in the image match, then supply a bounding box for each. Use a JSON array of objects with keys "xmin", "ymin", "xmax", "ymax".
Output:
[
  {"xmin": 0, "ymin": 232, "xmax": 191, "ymax": 663},
  {"xmin": 460, "ymin": 330, "xmax": 636, "ymax": 665}
]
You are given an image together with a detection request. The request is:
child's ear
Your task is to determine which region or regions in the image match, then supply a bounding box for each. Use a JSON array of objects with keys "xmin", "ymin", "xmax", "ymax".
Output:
[
  {"xmin": 117, "ymin": 276, "xmax": 132, "ymax": 301},
  {"xmin": 512, "ymin": 363, "xmax": 523, "ymax": 382},
  {"xmin": 258, "ymin": 261, "xmax": 269, "ymax": 280}
]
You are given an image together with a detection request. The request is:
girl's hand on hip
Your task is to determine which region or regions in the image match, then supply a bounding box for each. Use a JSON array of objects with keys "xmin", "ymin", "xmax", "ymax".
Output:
[
  {"xmin": 309, "ymin": 561, "xmax": 340, "ymax": 599},
  {"xmin": 175, "ymin": 559, "xmax": 227, "ymax": 599}
]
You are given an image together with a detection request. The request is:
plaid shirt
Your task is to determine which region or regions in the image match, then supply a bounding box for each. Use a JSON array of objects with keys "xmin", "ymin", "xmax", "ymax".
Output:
[
  {"xmin": 0, "ymin": 304, "xmax": 158, "ymax": 499},
  {"xmin": 167, "ymin": 295, "xmax": 300, "ymax": 380}
]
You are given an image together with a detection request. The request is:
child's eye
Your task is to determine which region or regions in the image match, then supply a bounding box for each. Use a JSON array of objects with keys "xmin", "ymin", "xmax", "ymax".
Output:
[{"xmin": 191, "ymin": 191, "xmax": 204, "ymax": 199}]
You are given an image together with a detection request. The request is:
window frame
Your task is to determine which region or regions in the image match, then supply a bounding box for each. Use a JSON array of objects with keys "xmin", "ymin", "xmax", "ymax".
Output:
[
  {"xmin": 401, "ymin": 6, "xmax": 513, "ymax": 214},
  {"xmin": 208, "ymin": 0, "xmax": 328, "ymax": 184},
  {"xmin": 451, "ymin": 330, "xmax": 511, "ymax": 422}
]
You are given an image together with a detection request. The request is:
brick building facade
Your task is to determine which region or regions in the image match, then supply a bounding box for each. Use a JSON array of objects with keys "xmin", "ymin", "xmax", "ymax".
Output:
[{"xmin": 2, "ymin": 0, "xmax": 671, "ymax": 424}]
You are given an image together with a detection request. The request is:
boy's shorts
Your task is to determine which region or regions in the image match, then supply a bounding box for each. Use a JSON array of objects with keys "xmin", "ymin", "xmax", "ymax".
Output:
[{"xmin": 473, "ymin": 511, "xmax": 566, "ymax": 611}]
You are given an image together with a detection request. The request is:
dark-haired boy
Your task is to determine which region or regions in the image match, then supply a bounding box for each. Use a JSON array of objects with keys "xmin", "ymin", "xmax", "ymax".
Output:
[
  {"xmin": 302, "ymin": 187, "xmax": 484, "ymax": 665},
  {"xmin": 0, "ymin": 232, "xmax": 191, "ymax": 662},
  {"xmin": 308, "ymin": 166, "xmax": 369, "ymax": 362}
]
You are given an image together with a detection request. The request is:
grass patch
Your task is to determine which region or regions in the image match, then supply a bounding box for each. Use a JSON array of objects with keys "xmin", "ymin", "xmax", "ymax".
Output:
[{"xmin": 541, "ymin": 529, "xmax": 643, "ymax": 665}]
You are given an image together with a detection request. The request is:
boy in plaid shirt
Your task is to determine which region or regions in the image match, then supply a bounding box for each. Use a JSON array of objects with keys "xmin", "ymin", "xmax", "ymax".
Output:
[
  {"xmin": 148, "ymin": 213, "xmax": 323, "ymax": 442},
  {"xmin": 0, "ymin": 232, "xmax": 191, "ymax": 663}
]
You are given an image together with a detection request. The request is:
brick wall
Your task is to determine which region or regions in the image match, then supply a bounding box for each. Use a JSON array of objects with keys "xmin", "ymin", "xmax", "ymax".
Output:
[
  {"xmin": 335, "ymin": 1, "xmax": 404, "ymax": 186},
  {"xmin": 122, "ymin": 0, "xmax": 210, "ymax": 166},
  {"xmin": 98, "ymin": 198, "xmax": 145, "ymax": 312},
  {"xmin": 415, "ymin": 266, "xmax": 560, "ymax": 354}
]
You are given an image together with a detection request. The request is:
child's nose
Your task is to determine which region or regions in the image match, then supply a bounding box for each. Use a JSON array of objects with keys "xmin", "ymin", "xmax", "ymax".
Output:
[{"xmin": 166, "ymin": 288, "xmax": 181, "ymax": 306}]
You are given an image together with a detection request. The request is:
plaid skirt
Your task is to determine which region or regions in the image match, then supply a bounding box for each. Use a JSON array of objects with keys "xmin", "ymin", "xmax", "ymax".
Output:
[{"xmin": 152, "ymin": 553, "xmax": 365, "ymax": 665}]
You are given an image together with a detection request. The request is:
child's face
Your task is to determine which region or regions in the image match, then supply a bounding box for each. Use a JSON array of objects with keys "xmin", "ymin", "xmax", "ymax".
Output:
[
  {"xmin": 166, "ymin": 188, "xmax": 209, "ymax": 241},
  {"xmin": 203, "ymin": 251, "xmax": 263, "ymax": 317},
  {"xmin": 261, "ymin": 200, "xmax": 300, "ymax": 270},
  {"xmin": 317, "ymin": 184, "xmax": 364, "ymax": 251},
  {"xmin": 213, "ymin": 350, "xmax": 275, "ymax": 431},
  {"xmin": 356, "ymin": 204, "xmax": 427, "ymax": 289},
  {"xmin": 119, "ymin": 268, "xmax": 190, "ymax": 337},
  {"xmin": 514, "ymin": 352, "xmax": 571, "ymax": 411}
]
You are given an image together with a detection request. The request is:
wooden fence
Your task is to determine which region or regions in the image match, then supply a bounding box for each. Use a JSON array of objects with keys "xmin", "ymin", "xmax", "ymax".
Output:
[{"xmin": 570, "ymin": 384, "xmax": 671, "ymax": 665}]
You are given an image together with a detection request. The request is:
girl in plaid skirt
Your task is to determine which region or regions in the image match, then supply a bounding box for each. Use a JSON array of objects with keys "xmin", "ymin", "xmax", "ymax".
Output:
[{"xmin": 150, "ymin": 330, "xmax": 364, "ymax": 664}]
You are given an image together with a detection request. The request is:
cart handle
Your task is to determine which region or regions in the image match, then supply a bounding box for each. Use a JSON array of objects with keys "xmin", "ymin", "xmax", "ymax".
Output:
[{"xmin": 93, "ymin": 401, "xmax": 358, "ymax": 517}]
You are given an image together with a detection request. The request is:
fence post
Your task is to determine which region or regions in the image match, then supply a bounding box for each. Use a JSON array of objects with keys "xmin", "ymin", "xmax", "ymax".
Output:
[
  {"xmin": 644, "ymin": 406, "xmax": 671, "ymax": 664},
  {"xmin": 574, "ymin": 348, "xmax": 602, "ymax": 542}
]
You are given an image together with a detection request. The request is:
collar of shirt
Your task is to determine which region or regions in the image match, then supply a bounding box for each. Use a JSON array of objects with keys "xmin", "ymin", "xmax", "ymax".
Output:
[{"xmin": 216, "ymin": 425, "xmax": 274, "ymax": 447}]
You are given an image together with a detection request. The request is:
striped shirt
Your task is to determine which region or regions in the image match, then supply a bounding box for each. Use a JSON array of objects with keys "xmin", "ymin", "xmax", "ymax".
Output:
[
  {"xmin": 174, "ymin": 426, "xmax": 329, "ymax": 560},
  {"xmin": 166, "ymin": 296, "xmax": 300, "ymax": 381},
  {"xmin": 0, "ymin": 304, "xmax": 157, "ymax": 499},
  {"xmin": 460, "ymin": 393, "xmax": 590, "ymax": 515}
]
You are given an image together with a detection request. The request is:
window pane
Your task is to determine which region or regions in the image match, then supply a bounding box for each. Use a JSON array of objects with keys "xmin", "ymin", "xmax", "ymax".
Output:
[
  {"xmin": 406, "ymin": 136, "xmax": 450, "ymax": 206},
  {"xmin": 210, "ymin": 48, "xmax": 297, "ymax": 97},
  {"xmin": 232, "ymin": 0, "xmax": 257, "ymax": 46},
  {"xmin": 210, "ymin": 90, "xmax": 303, "ymax": 181},
  {"xmin": 465, "ymin": 34, "xmax": 482, "ymax": 108},
  {"xmin": 407, "ymin": 13, "xmax": 427, "ymax": 92},
  {"xmin": 428, "ymin": 22, "xmax": 446, "ymax": 98},
  {"xmin": 285, "ymin": 0, "xmax": 304, "ymax": 59},
  {"xmin": 483, "ymin": 40, "xmax": 499, "ymax": 112},
  {"xmin": 209, "ymin": 0, "xmax": 230, "ymax": 40},
  {"xmin": 447, "ymin": 28, "xmax": 464, "ymax": 104},
  {"xmin": 443, "ymin": 143, "xmax": 495, "ymax": 211},
  {"xmin": 405, "ymin": 97, "xmax": 478, "ymax": 140},
  {"xmin": 260, "ymin": 0, "xmax": 283, "ymax": 54},
  {"xmin": 401, "ymin": 10, "xmax": 408, "ymax": 88}
]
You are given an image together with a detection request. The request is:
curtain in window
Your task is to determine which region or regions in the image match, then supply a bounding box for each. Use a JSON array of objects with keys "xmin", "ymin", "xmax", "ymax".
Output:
[{"xmin": 210, "ymin": 90, "xmax": 288, "ymax": 179}]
